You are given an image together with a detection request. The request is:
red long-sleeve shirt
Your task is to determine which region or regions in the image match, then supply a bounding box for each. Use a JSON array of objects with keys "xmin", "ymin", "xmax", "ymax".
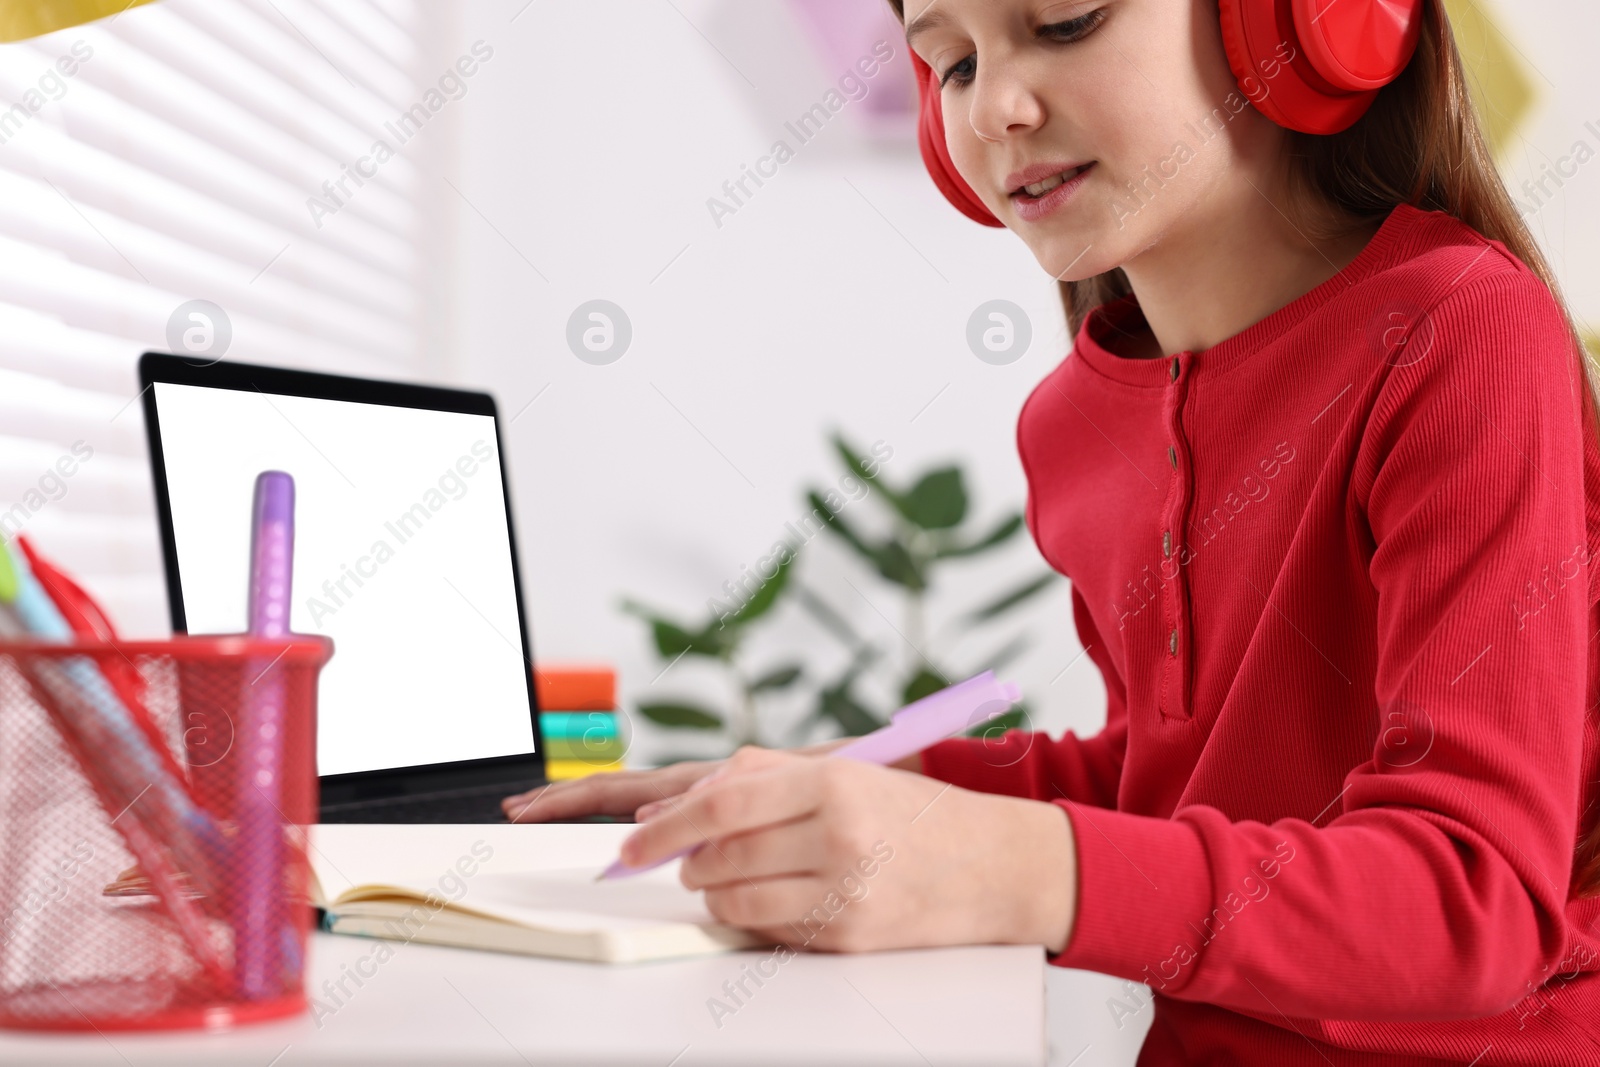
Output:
[{"xmin": 922, "ymin": 204, "xmax": 1600, "ymax": 1065}]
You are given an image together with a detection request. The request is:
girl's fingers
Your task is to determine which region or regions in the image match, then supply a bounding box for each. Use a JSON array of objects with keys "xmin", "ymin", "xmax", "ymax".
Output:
[
  {"xmin": 703, "ymin": 873, "xmax": 823, "ymax": 932},
  {"xmin": 502, "ymin": 780, "xmax": 606, "ymax": 822},
  {"xmin": 634, "ymin": 799, "xmax": 666, "ymax": 821},
  {"xmin": 706, "ymin": 745, "xmax": 793, "ymax": 782},
  {"xmin": 501, "ymin": 761, "xmax": 717, "ymax": 822},
  {"xmin": 621, "ymin": 756, "xmax": 819, "ymax": 867},
  {"xmin": 634, "ymin": 749, "xmax": 772, "ymax": 820},
  {"xmin": 679, "ymin": 815, "xmax": 819, "ymax": 890},
  {"xmin": 510, "ymin": 748, "xmax": 801, "ymax": 823}
]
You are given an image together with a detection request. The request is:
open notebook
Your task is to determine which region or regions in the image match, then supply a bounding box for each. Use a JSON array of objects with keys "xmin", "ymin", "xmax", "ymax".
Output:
[{"xmin": 308, "ymin": 823, "xmax": 767, "ymax": 964}]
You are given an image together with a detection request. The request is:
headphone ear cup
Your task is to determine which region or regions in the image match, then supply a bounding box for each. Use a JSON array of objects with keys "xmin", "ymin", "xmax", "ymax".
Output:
[
  {"xmin": 910, "ymin": 51, "xmax": 1003, "ymax": 228},
  {"xmin": 1219, "ymin": 0, "xmax": 1389, "ymax": 135},
  {"xmin": 1292, "ymin": 0, "xmax": 1424, "ymax": 92}
]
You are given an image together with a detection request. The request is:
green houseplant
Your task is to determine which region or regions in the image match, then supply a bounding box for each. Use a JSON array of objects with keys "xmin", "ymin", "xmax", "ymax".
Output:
[
  {"xmin": 623, "ymin": 434, "xmax": 1060, "ymax": 759},
  {"xmin": 622, "ymin": 556, "xmax": 800, "ymax": 751},
  {"xmin": 788, "ymin": 435, "xmax": 1057, "ymax": 742}
]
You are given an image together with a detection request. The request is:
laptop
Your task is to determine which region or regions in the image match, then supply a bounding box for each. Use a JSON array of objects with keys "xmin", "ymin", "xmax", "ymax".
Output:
[{"xmin": 138, "ymin": 352, "xmax": 546, "ymax": 823}]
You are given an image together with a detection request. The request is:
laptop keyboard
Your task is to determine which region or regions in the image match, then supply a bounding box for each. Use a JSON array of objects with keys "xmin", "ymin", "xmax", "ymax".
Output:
[{"xmin": 321, "ymin": 780, "xmax": 537, "ymax": 824}]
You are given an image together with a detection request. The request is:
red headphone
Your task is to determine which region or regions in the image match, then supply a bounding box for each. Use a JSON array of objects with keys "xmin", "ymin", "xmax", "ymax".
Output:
[{"xmin": 910, "ymin": 0, "xmax": 1426, "ymax": 227}]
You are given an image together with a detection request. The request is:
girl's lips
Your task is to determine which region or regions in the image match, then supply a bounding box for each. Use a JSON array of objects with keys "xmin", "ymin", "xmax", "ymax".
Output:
[{"xmin": 1010, "ymin": 162, "xmax": 1096, "ymax": 223}]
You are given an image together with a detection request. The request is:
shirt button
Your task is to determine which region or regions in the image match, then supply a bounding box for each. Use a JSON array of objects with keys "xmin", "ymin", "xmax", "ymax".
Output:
[
  {"xmin": 1168, "ymin": 445, "xmax": 1177, "ymax": 469},
  {"xmin": 1170, "ymin": 357, "xmax": 1180, "ymax": 381},
  {"xmin": 1162, "ymin": 530, "xmax": 1172, "ymax": 558},
  {"xmin": 1169, "ymin": 628, "xmax": 1179, "ymax": 656}
]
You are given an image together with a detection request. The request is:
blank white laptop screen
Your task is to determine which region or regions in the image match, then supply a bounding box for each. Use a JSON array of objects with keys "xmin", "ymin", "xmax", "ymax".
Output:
[{"xmin": 149, "ymin": 381, "xmax": 537, "ymax": 777}]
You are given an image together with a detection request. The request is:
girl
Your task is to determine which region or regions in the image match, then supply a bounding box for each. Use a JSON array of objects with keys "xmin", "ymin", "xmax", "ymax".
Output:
[{"xmin": 506, "ymin": 0, "xmax": 1600, "ymax": 1061}]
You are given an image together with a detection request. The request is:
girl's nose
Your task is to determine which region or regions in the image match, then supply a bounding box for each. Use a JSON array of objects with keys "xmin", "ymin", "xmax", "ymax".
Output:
[{"xmin": 966, "ymin": 60, "xmax": 1047, "ymax": 144}]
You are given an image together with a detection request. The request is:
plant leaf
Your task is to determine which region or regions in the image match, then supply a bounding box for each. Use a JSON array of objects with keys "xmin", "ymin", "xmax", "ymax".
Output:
[
  {"xmin": 818, "ymin": 684, "xmax": 884, "ymax": 736},
  {"xmin": 873, "ymin": 539, "xmax": 926, "ymax": 591},
  {"xmin": 637, "ymin": 703, "xmax": 725, "ymax": 729},
  {"xmin": 621, "ymin": 600, "xmax": 730, "ymax": 659},
  {"xmin": 807, "ymin": 490, "xmax": 878, "ymax": 563},
  {"xmin": 832, "ymin": 434, "xmax": 891, "ymax": 493},
  {"xmin": 662, "ymin": 619, "xmax": 733, "ymax": 658},
  {"xmin": 937, "ymin": 513, "xmax": 1024, "ymax": 559},
  {"xmin": 807, "ymin": 643, "xmax": 886, "ymax": 737},
  {"xmin": 899, "ymin": 667, "xmax": 949, "ymax": 706},
  {"xmin": 808, "ymin": 489, "xmax": 927, "ymax": 591},
  {"xmin": 723, "ymin": 554, "xmax": 794, "ymax": 627},
  {"xmin": 750, "ymin": 664, "xmax": 803, "ymax": 692},
  {"xmin": 964, "ymin": 572, "xmax": 1060, "ymax": 625},
  {"xmin": 901, "ymin": 467, "xmax": 967, "ymax": 530},
  {"xmin": 649, "ymin": 618, "xmax": 703, "ymax": 657}
]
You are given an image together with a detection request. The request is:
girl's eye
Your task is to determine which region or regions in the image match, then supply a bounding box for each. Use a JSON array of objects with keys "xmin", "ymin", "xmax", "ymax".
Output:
[
  {"xmin": 1041, "ymin": 9, "xmax": 1107, "ymax": 44},
  {"xmin": 939, "ymin": 55, "xmax": 976, "ymax": 89},
  {"xmin": 939, "ymin": 9, "xmax": 1107, "ymax": 90}
]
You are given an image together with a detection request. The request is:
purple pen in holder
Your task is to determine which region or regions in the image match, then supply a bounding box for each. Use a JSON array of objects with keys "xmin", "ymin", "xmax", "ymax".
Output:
[{"xmin": 236, "ymin": 471, "xmax": 296, "ymax": 1000}]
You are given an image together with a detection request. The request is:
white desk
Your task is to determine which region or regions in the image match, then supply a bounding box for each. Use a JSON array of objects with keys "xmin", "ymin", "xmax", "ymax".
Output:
[{"xmin": 0, "ymin": 825, "xmax": 1048, "ymax": 1066}]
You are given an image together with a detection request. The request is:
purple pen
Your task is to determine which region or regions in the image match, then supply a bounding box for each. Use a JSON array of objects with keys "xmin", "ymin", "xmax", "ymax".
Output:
[
  {"xmin": 236, "ymin": 471, "xmax": 294, "ymax": 999},
  {"xmin": 596, "ymin": 671, "xmax": 1021, "ymax": 881}
]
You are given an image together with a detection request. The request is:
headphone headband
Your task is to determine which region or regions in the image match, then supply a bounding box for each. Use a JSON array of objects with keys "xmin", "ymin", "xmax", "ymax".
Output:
[{"xmin": 910, "ymin": 50, "xmax": 1003, "ymax": 227}]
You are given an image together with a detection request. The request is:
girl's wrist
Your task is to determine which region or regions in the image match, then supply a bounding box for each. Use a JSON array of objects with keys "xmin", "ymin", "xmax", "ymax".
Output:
[{"xmin": 990, "ymin": 795, "xmax": 1078, "ymax": 953}]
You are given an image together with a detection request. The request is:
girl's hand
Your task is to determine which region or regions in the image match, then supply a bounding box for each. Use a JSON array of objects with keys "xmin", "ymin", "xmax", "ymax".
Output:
[
  {"xmin": 619, "ymin": 746, "xmax": 1078, "ymax": 954},
  {"xmin": 500, "ymin": 738, "xmax": 869, "ymax": 823},
  {"xmin": 501, "ymin": 759, "xmax": 721, "ymax": 823}
]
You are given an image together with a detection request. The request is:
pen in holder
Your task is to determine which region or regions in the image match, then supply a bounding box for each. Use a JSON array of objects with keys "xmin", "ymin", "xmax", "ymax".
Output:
[
  {"xmin": 233, "ymin": 471, "xmax": 296, "ymax": 1000},
  {"xmin": 0, "ymin": 634, "xmax": 330, "ymax": 1032}
]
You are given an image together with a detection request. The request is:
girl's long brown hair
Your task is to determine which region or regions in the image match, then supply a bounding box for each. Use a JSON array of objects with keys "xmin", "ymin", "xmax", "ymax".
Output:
[{"xmin": 887, "ymin": 0, "xmax": 1600, "ymax": 897}]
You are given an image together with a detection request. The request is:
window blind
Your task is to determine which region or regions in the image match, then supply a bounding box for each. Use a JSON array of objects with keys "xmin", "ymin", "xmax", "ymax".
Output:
[{"xmin": 0, "ymin": 0, "xmax": 450, "ymax": 636}]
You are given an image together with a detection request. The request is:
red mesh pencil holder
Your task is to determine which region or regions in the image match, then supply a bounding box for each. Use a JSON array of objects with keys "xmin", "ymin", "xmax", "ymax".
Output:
[{"xmin": 0, "ymin": 635, "xmax": 331, "ymax": 1032}]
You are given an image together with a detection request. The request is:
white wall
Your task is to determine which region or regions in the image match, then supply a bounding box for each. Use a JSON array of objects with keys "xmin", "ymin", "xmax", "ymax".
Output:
[
  {"xmin": 1493, "ymin": 1, "xmax": 1600, "ymax": 309},
  {"xmin": 441, "ymin": 0, "xmax": 1094, "ymax": 766}
]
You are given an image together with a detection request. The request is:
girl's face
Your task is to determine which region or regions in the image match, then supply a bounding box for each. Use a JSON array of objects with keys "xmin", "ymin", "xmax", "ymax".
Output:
[{"xmin": 904, "ymin": 0, "xmax": 1286, "ymax": 281}]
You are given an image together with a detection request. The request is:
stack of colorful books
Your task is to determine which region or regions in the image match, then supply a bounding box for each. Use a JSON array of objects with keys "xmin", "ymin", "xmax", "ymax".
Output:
[{"xmin": 535, "ymin": 664, "xmax": 625, "ymax": 781}]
